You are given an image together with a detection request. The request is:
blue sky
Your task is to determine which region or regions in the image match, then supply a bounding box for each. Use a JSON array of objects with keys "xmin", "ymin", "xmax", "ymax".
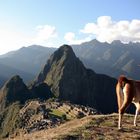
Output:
[{"xmin": 0, "ymin": 0, "xmax": 140, "ymax": 54}]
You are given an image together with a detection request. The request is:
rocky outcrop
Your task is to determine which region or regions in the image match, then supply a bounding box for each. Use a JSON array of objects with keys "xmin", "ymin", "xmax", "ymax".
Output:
[{"xmin": 30, "ymin": 83, "xmax": 54, "ymax": 100}]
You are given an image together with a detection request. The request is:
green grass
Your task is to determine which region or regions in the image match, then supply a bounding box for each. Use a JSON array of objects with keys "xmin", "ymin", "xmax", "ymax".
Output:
[
  {"xmin": 50, "ymin": 109, "xmax": 65, "ymax": 117},
  {"xmin": 0, "ymin": 102, "xmax": 21, "ymax": 138},
  {"xmin": 50, "ymin": 109, "xmax": 75, "ymax": 120}
]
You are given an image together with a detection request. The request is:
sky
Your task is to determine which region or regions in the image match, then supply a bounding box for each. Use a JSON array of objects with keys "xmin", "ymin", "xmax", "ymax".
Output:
[{"xmin": 0, "ymin": 0, "xmax": 140, "ymax": 54}]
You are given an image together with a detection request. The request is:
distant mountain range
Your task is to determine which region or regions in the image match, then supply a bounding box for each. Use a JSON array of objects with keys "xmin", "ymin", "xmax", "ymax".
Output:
[
  {"xmin": 0, "ymin": 45, "xmax": 56, "ymax": 86},
  {"xmin": 72, "ymin": 39, "xmax": 140, "ymax": 79},
  {"xmin": 0, "ymin": 39, "xmax": 140, "ymax": 88},
  {"xmin": 0, "ymin": 63, "xmax": 34, "ymax": 87}
]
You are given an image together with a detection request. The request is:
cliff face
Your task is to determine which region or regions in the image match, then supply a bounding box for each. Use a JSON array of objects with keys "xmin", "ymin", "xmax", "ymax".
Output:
[{"xmin": 34, "ymin": 45, "xmax": 117, "ymax": 113}]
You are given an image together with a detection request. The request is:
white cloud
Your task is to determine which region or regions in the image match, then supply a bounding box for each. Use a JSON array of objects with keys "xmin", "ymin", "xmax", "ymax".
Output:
[
  {"xmin": 30, "ymin": 24, "xmax": 60, "ymax": 47},
  {"xmin": 64, "ymin": 32, "xmax": 75, "ymax": 42},
  {"xmin": 0, "ymin": 29, "xmax": 31, "ymax": 54},
  {"xmin": 97, "ymin": 16, "xmax": 112, "ymax": 28},
  {"xmin": 80, "ymin": 16, "xmax": 140, "ymax": 43},
  {"xmin": 34, "ymin": 25, "xmax": 57, "ymax": 43},
  {"xmin": 80, "ymin": 23, "xmax": 98, "ymax": 34},
  {"xmin": 64, "ymin": 32, "xmax": 92, "ymax": 45},
  {"xmin": 0, "ymin": 24, "xmax": 58, "ymax": 54}
]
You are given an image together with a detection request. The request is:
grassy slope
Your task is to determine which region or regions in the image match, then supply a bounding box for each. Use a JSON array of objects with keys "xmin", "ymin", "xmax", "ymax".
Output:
[
  {"xmin": 8, "ymin": 113, "xmax": 140, "ymax": 140},
  {"xmin": 0, "ymin": 102, "xmax": 21, "ymax": 139}
]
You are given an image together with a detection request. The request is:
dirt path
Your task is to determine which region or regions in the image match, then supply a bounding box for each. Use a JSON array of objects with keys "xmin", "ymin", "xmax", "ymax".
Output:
[{"xmin": 8, "ymin": 114, "xmax": 140, "ymax": 140}]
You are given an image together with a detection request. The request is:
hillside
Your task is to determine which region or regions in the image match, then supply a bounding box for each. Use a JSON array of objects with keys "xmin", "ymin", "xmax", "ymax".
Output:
[
  {"xmin": 8, "ymin": 113, "xmax": 140, "ymax": 140},
  {"xmin": 72, "ymin": 39, "xmax": 140, "ymax": 80}
]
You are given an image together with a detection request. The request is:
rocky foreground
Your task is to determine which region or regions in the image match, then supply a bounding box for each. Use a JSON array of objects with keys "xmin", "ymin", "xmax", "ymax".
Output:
[{"xmin": 7, "ymin": 113, "xmax": 140, "ymax": 140}]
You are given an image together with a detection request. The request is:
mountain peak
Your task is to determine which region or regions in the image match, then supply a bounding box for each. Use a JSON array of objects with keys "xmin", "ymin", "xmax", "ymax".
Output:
[
  {"xmin": 59, "ymin": 44, "xmax": 73, "ymax": 52},
  {"xmin": 0, "ymin": 75, "xmax": 31, "ymax": 110},
  {"xmin": 91, "ymin": 39, "xmax": 100, "ymax": 44},
  {"xmin": 80, "ymin": 39, "xmax": 100, "ymax": 46},
  {"xmin": 33, "ymin": 44, "xmax": 86, "ymax": 93},
  {"xmin": 51, "ymin": 44, "xmax": 75, "ymax": 61},
  {"xmin": 3, "ymin": 75, "xmax": 27, "ymax": 92},
  {"xmin": 5, "ymin": 75, "xmax": 23, "ymax": 87},
  {"xmin": 111, "ymin": 40, "xmax": 122, "ymax": 45}
]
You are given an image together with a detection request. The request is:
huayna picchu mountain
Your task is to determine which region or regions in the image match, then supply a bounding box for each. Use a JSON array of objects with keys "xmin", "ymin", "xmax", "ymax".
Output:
[{"xmin": 33, "ymin": 45, "xmax": 117, "ymax": 113}]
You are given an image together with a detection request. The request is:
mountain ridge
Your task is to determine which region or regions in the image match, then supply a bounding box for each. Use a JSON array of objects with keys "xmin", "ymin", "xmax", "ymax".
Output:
[
  {"xmin": 72, "ymin": 39, "xmax": 140, "ymax": 79},
  {"xmin": 1, "ymin": 40, "xmax": 140, "ymax": 87}
]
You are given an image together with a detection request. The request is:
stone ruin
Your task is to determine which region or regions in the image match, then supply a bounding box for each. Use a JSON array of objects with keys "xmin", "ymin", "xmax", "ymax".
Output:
[{"xmin": 19, "ymin": 100, "xmax": 98, "ymax": 133}]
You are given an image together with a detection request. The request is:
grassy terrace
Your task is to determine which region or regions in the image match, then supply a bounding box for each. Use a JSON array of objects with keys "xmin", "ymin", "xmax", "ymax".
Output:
[
  {"xmin": 50, "ymin": 108, "xmax": 75, "ymax": 120},
  {"xmin": 50, "ymin": 109, "xmax": 65, "ymax": 117}
]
